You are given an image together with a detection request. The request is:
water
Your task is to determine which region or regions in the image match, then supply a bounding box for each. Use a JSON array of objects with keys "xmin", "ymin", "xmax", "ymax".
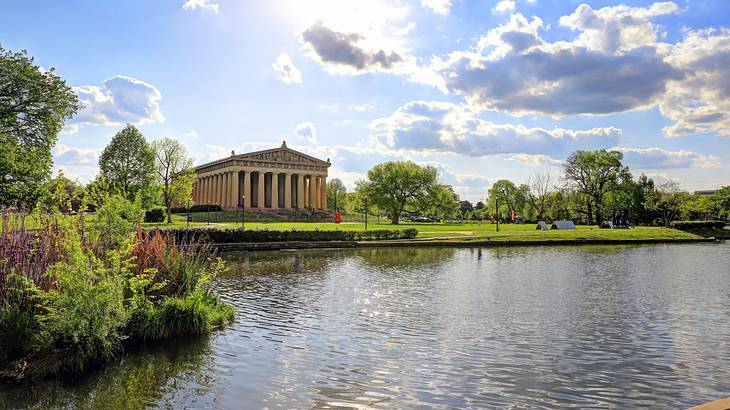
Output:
[{"xmin": 2, "ymin": 243, "xmax": 730, "ymax": 408}]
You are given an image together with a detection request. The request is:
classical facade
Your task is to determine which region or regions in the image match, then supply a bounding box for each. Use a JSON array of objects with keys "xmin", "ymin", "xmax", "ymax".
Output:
[{"xmin": 192, "ymin": 142, "xmax": 330, "ymax": 211}]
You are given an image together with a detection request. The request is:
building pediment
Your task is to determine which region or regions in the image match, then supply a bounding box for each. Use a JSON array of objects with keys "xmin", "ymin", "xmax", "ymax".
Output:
[
  {"xmin": 237, "ymin": 147, "xmax": 329, "ymax": 166},
  {"xmin": 196, "ymin": 141, "xmax": 330, "ymax": 173}
]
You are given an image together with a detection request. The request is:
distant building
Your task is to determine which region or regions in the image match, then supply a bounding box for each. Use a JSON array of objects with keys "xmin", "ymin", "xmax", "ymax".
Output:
[{"xmin": 193, "ymin": 141, "xmax": 331, "ymax": 211}]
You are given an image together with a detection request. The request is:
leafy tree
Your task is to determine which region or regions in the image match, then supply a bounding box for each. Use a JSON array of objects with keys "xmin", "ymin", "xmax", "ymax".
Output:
[
  {"xmin": 563, "ymin": 150, "xmax": 631, "ymax": 225},
  {"xmin": 630, "ymin": 174, "xmax": 658, "ymax": 225},
  {"xmin": 681, "ymin": 194, "xmax": 721, "ymax": 221},
  {"xmin": 151, "ymin": 138, "xmax": 195, "ymax": 223},
  {"xmin": 525, "ymin": 171, "xmax": 553, "ymax": 221},
  {"xmin": 474, "ymin": 201, "xmax": 485, "ymax": 210},
  {"xmin": 644, "ymin": 182, "xmax": 689, "ymax": 227},
  {"xmin": 488, "ymin": 179, "xmax": 527, "ymax": 222},
  {"xmin": 714, "ymin": 186, "xmax": 730, "ymax": 220},
  {"xmin": 429, "ymin": 184, "xmax": 460, "ymax": 221},
  {"xmin": 48, "ymin": 170, "xmax": 75, "ymax": 212},
  {"xmin": 99, "ymin": 125, "xmax": 156, "ymax": 204},
  {"xmin": 356, "ymin": 161, "xmax": 438, "ymax": 224},
  {"xmin": 327, "ymin": 178, "xmax": 347, "ymax": 212},
  {"xmin": 0, "ymin": 46, "xmax": 79, "ymax": 208}
]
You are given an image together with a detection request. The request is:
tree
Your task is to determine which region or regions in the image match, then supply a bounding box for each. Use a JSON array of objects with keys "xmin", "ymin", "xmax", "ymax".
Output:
[
  {"xmin": 99, "ymin": 124, "xmax": 156, "ymax": 204},
  {"xmin": 0, "ymin": 46, "xmax": 79, "ymax": 208},
  {"xmin": 151, "ymin": 138, "xmax": 195, "ymax": 223},
  {"xmin": 356, "ymin": 161, "xmax": 438, "ymax": 224},
  {"xmin": 327, "ymin": 178, "xmax": 347, "ymax": 212},
  {"xmin": 645, "ymin": 182, "xmax": 689, "ymax": 227},
  {"xmin": 563, "ymin": 150, "xmax": 631, "ymax": 225},
  {"xmin": 713, "ymin": 186, "xmax": 730, "ymax": 221},
  {"xmin": 429, "ymin": 184, "xmax": 460, "ymax": 221},
  {"xmin": 525, "ymin": 171, "xmax": 553, "ymax": 221},
  {"xmin": 488, "ymin": 179, "xmax": 527, "ymax": 222}
]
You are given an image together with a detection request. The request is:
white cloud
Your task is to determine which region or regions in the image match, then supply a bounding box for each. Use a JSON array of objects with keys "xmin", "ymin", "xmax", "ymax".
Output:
[
  {"xmin": 422, "ymin": 3, "xmax": 683, "ymax": 116},
  {"xmin": 612, "ymin": 146, "xmax": 719, "ymax": 169},
  {"xmin": 558, "ymin": 2, "xmax": 678, "ymax": 54},
  {"xmin": 272, "ymin": 53, "xmax": 302, "ymax": 84},
  {"xmin": 181, "ymin": 130, "xmax": 199, "ymax": 139},
  {"xmin": 69, "ymin": 76, "xmax": 164, "ymax": 133},
  {"xmin": 507, "ymin": 153, "xmax": 562, "ymax": 166},
  {"xmin": 422, "ymin": 0, "xmax": 452, "ymax": 15},
  {"xmin": 182, "ymin": 0, "xmax": 219, "ymax": 13},
  {"xmin": 52, "ymin": 144, "xmax": 102, "ymax": 183},
  {"xmin": 492, "ymin": 0, "xmax": 516, "ymax": 15},
  {"xmin": 370, "ymin": 100, "xmax": 621, "ymax": 157},
  {"xmin": 294, "ymin": 122, "xmax": 318, "ymax": 143},
  {"xmin": 661, "ymin": 28, "xmax": 730, "ymax": 137}
]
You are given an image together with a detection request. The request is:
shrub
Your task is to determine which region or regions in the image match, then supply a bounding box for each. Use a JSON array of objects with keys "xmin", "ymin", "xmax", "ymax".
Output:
[
  {"xmin": 170, "ymin": 204, "xmax": 222, "ymax": 213},
  {"xmin": 157, "ymin": 227, "xmax": 418, "ymax": 243},
  {"xmin": 144, "ymin": 208, "xmax": 166, "ymax": 223},
  {"xmin": 670, "ymin": 220, "xmax": 726, "ymax": 230},
  {"xmin": 89, "ymin": 195, "xmax": 142, "ymax": 251}
]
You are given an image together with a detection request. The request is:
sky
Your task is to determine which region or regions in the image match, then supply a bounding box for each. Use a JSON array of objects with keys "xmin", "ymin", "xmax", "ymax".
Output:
[{"xmin": 2, "ymin": 0, "xmax": 729, "ymax": 201}]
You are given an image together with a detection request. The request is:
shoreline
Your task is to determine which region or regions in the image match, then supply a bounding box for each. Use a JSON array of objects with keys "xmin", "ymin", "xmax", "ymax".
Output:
[{"xmin": 212, "ymin": 236, "xmax": 719, "ymax": 252}]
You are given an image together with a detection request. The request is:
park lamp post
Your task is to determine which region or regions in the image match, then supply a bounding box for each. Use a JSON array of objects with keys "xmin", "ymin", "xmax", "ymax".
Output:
[
  {"xmin": 207, "ymin": 200, "xmax": 211, "ymax": 226},
  {"xmin": 495, "ymin": 197, "xmax": 500, "ymax": 232},
  {"xmin": 364, "ymin": 196, "xmax": 369, "ymax": 231},
  {"xmin": 241, "ymin": 194, "xmax": 245, "ymax": 231}
]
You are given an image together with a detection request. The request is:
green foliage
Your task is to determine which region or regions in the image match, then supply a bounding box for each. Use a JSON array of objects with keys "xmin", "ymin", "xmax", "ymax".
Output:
[
  {"xmin": 327, "ymin": 178, "xmax": 347, "ymax": 212},
  {"xmin": 563, "ymin": 150, "xmax": 632, "ymax": 225},
  {"xmin": 99, "ymin": 125, "xmax": 156, "ymax": 204},
  {"xmin": 160, "ymin": 227, "xmax": 418, "ymax": 243},
  {"xmin": 89, "ymin": 194, "xmax": 142, "ymax": 250},
  {"xmin": 33, "ymin": 231, "xmax": 127, "ymax": 374},
  {"xmin": 151, "ymin": 138, "xmax": 195, "ymax": 223},
  {"xmin": 0, "ymin": 46, "xmax": 79, "ymax": 208},
  {"xmin": 0, "ymin": 210, "xmax": 235, "ymax": 380},
  {"xmin": 670, "ymin": 220, "xmax": 726, "ymax": 230},
  {"xmin": 170, "ymin": 204, "xmax": 223, "ymax": 213},
  {"xmin": 127, "ymin": 290, "xmax": 234, "ymax": 341},
  {"xmin": 356, "ymin": 161, "xmax": 439, "ymax": 224},
  {"xmin": 144, "ymin": 207, "xmax": 166, "ymax": 223}
]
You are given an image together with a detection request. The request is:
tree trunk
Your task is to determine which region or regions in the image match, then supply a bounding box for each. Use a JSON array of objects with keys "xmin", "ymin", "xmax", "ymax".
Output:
[
  {"xmin": 587, "ymin": 201, "xmax": 593, "ymax": 225},
  {"xmin": 166, "ymin": 207, "xmax": 172, "ymax": 224},
  {"xmin": 391, "ymin": 214, "xmax": 399, "ymax": 224}
]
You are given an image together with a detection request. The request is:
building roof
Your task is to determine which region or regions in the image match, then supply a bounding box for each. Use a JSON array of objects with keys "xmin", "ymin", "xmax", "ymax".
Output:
[{"xmin": 195, "ymin": 141, "xmax": 331, "ymax": 171}]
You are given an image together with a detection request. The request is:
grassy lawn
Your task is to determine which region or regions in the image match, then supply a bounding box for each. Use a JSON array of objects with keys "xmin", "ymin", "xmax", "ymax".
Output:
[{"xmin": 144, "ymin": 214, "xmax": 704, "ymax": 241}]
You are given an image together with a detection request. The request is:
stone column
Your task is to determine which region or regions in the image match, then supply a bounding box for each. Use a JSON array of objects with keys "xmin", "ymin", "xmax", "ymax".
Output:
[
  {"xmin": 231, "ymin": 171, "xmax": 239, "ymax": 209},
  {"xmin": 297, "ymin": 174, "xmax": 304, "ymax": 209},
  {"xmin": 200, "ymin": 177, "xmax": 206, "ymax": 204},
  {"xmin": 210, "ymin": 175, "xmax": 216, "ymax": 206},
  {"xmin": 284, "ymin": 173, "xmax": 292, "ymax": 209},
  {"xmin": 227, "ymin": 171, "xmax": 234, "ymax": 209},
  {"xmin": 205, "ymin": 176, "xmax": 211, "ymax": 204},
  {"xmin": 220, "ymin": 173, "xmax": 226, "ymax": 208},
  {"xmin": 309, "ymin": 175, "xmax": 317, "ymax": 210},
  {"xmin": 257, "ymin": 172, "xmax": 265, "ymax": 209},
  {"xmin": 321, "ymin": 176, "xmax": 327, "ymax": 211},
  {"xmin": 271, "ymin": 172, "xmax": 279, "ymax": 209},
  {"xmin": 243, "ymin": 171, "xmax": 251, "ymax": 208},
  {"xmin": 218, "ymin": 173, "xmax": 224, "ymax": 207}
]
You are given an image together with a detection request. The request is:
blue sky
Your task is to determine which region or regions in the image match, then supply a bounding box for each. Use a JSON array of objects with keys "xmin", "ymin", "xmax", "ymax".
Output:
[{"xmin": 2, "ymin": 0, "xmax": 729, "ymax": 201}]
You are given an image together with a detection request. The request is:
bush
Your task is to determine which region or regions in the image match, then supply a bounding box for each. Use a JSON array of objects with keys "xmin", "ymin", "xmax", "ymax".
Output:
[
  {"xmin": 157, "ymin": 227, "xmax": 419, "ymax": 243},
  {"xmin": 170, "ymin": 204, "xmax": 222, "ymax": 213},
  {"xmin": 144, "ymin": 208, "xmax": 166, "ymax": 223},
  {"xmin": 670, "ymin": 220, "xmax": 726, "ymax": 230}
]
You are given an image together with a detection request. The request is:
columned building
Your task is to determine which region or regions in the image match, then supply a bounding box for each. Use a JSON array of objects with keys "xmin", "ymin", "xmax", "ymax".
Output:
[{"xmin": 192, "ymin": 142, "xmax": 331, "ymax": 211}]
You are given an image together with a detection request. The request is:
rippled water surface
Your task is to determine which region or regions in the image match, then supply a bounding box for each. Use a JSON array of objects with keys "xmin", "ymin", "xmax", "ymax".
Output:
[{"xmin": 3, "ymin": 243, "xmax": 730, "ymax": 408}]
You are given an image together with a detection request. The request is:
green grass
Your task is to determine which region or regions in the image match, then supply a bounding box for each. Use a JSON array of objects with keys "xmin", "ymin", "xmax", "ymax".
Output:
[{"xmin": 143, "ymin": 214, "xmax": 705, "ymax": 242}]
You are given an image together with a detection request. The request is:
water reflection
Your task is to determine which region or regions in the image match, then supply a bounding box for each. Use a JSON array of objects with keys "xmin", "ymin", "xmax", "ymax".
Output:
[
  {"xmin": 0, "ymin": 336, "xmax": 216, "ymax": 409},
  {"xmin": 2, "ymin": 243, "xmax": 730, "ymax": 408}
]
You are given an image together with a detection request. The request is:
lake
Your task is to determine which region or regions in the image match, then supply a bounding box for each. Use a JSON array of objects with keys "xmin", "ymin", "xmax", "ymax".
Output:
[{"xmin": 2, "ymin": 243, "xmax": 730, "ymax": 408}]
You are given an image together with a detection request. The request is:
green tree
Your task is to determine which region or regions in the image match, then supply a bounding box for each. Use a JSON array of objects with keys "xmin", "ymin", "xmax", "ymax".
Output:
[
  {"xmin": 488, "ymin": 179, "xmax": 527, "ymax": 222},
  {"xmin": 563, "ymin": 150, "xmax": 631, "ymax": 225},
  {"xmin": 429, "ymin": 184, "xmax": 460, "ymax": 221},
  {"xmin": 327, "ymin": 178, "xmax": 347, "ymax": 212},
  {"xmin": 99, "ymin": 125, "xmax": 156, "ymax": 204},
  {"xmin": 0, "ymin": 46, "xmax": 79, "ymax": 208},
  {"xmin": 49, "ymin": 170, "xmax": 74, "ymax": 212},
  {"xmin": 151, "ymin": 138, "xmax": 195, "ymax": 223},
  {"xmin": 645, "ymin": 182, "xmax": 689, "ymax": 227},
  {"xmin": 713, "ymin": 186, "xmax": 730, "ymax": 220},
  {"xmin": 356, "ymin": 161, "xmax": 438, "ymax": 224}
]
